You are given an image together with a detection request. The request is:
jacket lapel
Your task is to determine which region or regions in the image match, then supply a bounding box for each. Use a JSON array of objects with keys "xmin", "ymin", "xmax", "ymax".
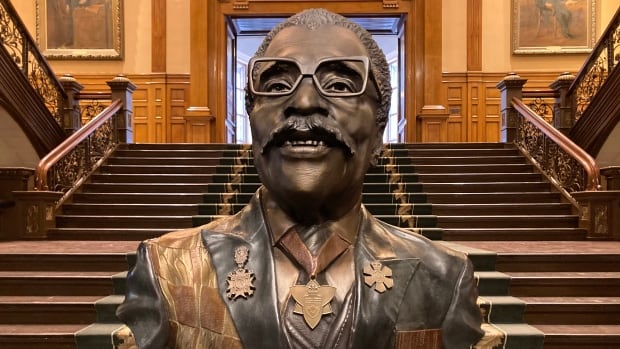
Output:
[
  {"xmin": 202, "ymin": 192, "xmax": 282, "ymax": 348},
  {"xmin": 350, "ymin": 209, "xmax": 420, "ymax": 348}
]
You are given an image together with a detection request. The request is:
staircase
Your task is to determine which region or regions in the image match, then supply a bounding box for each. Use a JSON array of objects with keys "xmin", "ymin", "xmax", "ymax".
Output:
[{"xmin": 1, "ymin": 142, "xmax": 619, "ymax": 348}]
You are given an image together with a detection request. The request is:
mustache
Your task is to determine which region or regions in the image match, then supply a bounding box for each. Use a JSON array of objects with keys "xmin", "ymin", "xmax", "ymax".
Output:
[{"xmin": 260, "ymin": 116, "xmax": 355, "ymax": 155}]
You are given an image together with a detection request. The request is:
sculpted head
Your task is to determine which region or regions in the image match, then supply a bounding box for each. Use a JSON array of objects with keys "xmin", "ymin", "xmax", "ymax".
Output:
[{"xmin": 246, "ymin": 8, "xmax": 391, "ymax": 223}]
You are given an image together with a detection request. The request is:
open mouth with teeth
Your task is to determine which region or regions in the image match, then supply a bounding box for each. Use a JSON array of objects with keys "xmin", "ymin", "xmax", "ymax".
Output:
[{"xmin": 270, "ymin": 129, "xmax": 352, "ymax": 157}]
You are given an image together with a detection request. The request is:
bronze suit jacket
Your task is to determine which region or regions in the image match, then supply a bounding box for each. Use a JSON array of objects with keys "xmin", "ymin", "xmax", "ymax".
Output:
[{"xmin": 117, "ymin": 190, "xmax": 483, "ymax": 348}]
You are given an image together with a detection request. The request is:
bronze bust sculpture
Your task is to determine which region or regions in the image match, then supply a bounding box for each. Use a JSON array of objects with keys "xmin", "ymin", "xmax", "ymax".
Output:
[{"xmin": 117, "ymin": 8, "xmax": 483, "ymax": 348}]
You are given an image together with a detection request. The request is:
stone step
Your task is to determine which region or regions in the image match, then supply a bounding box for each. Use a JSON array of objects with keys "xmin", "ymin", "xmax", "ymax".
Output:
[
  {"xmin": 410, "ymin": 163, "xmax": 535, "ymax": 173},
  {"xmin": 406, "ymin": 147, "xmax": 521, "ymax": 157},
  {"xmin": 201, "ymin": 182, "xmax": 424, "ymax": 194},
  {"xmin": 55, "ymin": 215, "xmax": 193, "ymax": 229},
  {"xmin": 0, "ymin": 296, "xmax": 100, "ymax": 324},
  {"xmin": 202, "ymin": 192, "xmax": 431, "ymax": 205},
  {"xmin": 99, "ymin": 164, "xmax": 221, "ymax": 174},
  {"xmin": 455, "ymin": 241, "xmax": 620, "ymax": 272},
  {"xmin": 113, "ymin": 149, "xmax": 241, "ymax": 158},
  {"xmin": 417, "ymin": 172, "xmax": 543, "ymax": 183},
  {"xmin": 521, "ymin": 297, "xmax": 620, "ymax": 325},
  {"xmin": 192, "ymin": 214, "xmax": 438, "ymax": 229},
  {"xmin": 107, "ymin": 157, "xmax": 223, "ymax": 166},
  {"xmin": 507, "ymin": 272, "xmax": 620, "ymax": 297},
  {"xmin": 72, "ymin": 192, "xmax": 204, "ymax": 204},
  {"xmin": 0, "ymin": 240, "xmax": 137, "ymax": 272},
  {"xmin": 441, "ymin": 228, "xmax": 587, "ymax": 241},
  {"xmin": 0, "ymin": 324, "xmax": 87, "ymax": 349},
  {"xmin": 437, "ymin": 215, "xmax": 579, "ymax": 229},
  {"xmin": 409, "ymin": 156, "xmax": 527, "ymax": 165},
  {"xmin": 0, "ymin": 271, "xmax": 122, "ymax": 296},
  {"xmin": 118, "ymin": 143, "xmax": 245, "ymax": 151},
  {"xmin": 90, "ymin": 173, "xmax": 218, "ymax": 183},
  {"xmin": 477, "ymin": 296, "xmax": 526, "ymax": 323},
  {"xmin": 426, "ymin": 192, "xmax": 562, "ymax": 204},
  {"xmin": 423, "ymin": 182, "xmax": 551, "ymax": 193},
  {"xmin": 388, "ymin": 142, "xmax": 510, "ymax": 150},
  {"xmin": 62, "ymin": 203, "xmax": 200, "ymax": 216},
  {"xmin": 48, "ymin": 228, "xmax": 173, "ymax": 241},
  {"xmin": 216, "ymin": 156, "xmax": 413, "ymax": 166},
  {"xmin": 474, "ymin": 271, "xmax": 511, "ymax": 296},
  {"xmin": 432, "ymin": 203, "xmax": 573, "ymax": 215},
  {"xmin": 81, "ymin": 183, "xmax": 211, "ymax": 193},
  {"xmin": 198, "ymin": 202, "xmax": 434, "ymax": 216},
  {"xmin": 535, "ymin": 325, "xmax": 620, "ymax": 349}
]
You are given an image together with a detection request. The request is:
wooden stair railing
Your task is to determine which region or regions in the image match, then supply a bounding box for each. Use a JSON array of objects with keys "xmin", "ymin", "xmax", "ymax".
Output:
[
  {"xmin": 509, "ymin": 97, "xmax": 620, "ymax": 240},
  {"xmin": 0, "ymin": 0, "xmax": 66, "ymax": 125},
  {"xmin": 568, "ymin": 7, "xmax": 620, "ymax": 122},
  {"xmin": 511, "ymin": 97, "xmax": 600, "ymax": 193},
  {"xmin": 9, "ymin": 74, "xmax": 136, "ymax": 240},
  {"xmin": 567, "ymin": 7, "xmax": 620, "ymax": 156},
  {"xmin": 0, "ymin": 0, "xmax": 67, "ymax": 155}
]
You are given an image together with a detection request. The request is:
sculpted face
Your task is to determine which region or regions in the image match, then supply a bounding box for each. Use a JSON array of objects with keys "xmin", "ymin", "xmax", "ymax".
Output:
[{"xmin": 249, "ymin": 25, "xmax": 382, "ymax": 222}]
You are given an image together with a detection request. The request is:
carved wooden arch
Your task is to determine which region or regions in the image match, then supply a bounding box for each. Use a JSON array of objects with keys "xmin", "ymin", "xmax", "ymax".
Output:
[{"xmin": 186, "ymin": 0, "xmax": 444, "ymax": 143}]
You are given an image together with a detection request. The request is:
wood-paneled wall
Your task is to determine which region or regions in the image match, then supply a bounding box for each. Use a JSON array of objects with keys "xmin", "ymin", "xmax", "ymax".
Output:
[
  {"xmin": 441, "ymin": 71, "xmax": 567, "ymax": 142},
  {"xmin": 70, "ymin": 74, "xmax": 189, "ymax": 143},
  {"xmin": 71, "ymin": 71, "xmax": 564, "ymax": 144}
]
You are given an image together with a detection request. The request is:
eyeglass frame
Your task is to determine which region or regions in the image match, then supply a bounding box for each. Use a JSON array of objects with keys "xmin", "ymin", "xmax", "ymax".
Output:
[{"xmin": 247, "ymin": 55, "xmax": 371, "ymax": 98}]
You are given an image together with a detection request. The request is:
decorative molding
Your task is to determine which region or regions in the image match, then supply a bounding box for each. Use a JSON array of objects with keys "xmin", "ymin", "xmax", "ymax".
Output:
[
  {"xmin": 383, "ymin": 0, "xmax": 399, "ymax": 8},
  {"xmin": 233, "ymin": 0, "xmax": 249, "ymax": 9}
]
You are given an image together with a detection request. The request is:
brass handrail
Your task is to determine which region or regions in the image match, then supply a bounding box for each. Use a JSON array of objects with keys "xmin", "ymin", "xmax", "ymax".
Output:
[
  {"xmin": 512, "ymin": 97, "xmax": 600, "ymax": 191},
  {"xmin": 35, "ymin": 99, "xmax": 122, "ymax": 191}
]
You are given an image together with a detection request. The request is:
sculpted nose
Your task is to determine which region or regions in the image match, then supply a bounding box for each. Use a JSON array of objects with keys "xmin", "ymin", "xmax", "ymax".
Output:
[{"xmin": 284, "ymin": 78, "xmax": 324, "ymax": 117}]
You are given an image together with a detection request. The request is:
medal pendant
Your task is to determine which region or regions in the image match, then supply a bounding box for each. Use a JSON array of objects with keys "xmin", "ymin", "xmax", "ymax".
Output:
[
  {"xmin": 226, "ymin": 246, "xmax": 255, "ymax": 300},
  {"xmin": 290, "ymin": 279, "xmax": 336, "ymax": 329}
]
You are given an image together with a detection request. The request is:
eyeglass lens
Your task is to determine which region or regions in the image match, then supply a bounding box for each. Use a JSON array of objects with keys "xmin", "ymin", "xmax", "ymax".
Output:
[{"xmin": 252, "ymin": 58, "xmax": 367, "ymax": 96}]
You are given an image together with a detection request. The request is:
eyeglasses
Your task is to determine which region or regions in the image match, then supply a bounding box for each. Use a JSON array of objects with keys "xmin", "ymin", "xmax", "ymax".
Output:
[{"xmin": 248, "ymin": 56, "xmax": 370, "ymax": 98}]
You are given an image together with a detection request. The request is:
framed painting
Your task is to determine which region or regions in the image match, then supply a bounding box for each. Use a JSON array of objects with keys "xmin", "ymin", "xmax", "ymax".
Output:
[
  {"xmin": 36, "ymin": 0, "xmax": 123, "ymax": 60},
  {"xmin": 512, "ymin": 0, "xmax": 596, "ymax": 54}
]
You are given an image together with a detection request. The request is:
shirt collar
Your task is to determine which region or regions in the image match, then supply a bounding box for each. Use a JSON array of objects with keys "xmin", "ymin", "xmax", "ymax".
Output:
[{"xmin": 259, "ymin": 187, "xmax": 361, "ymax": 247}]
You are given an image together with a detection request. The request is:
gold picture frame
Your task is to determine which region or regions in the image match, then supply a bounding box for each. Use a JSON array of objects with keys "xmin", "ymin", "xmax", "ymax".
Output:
[
  {"xmin": 36, "ymin": 0, "xmax": 123, "ymax": 60},
  {"xmin": 512, "ymin": 0, "xmax": 596, "ymax": 54}
]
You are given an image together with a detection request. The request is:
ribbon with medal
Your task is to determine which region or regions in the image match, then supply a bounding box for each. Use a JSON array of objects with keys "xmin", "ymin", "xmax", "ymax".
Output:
[{"xmin": 278, "ymin": 228, "xmax": 350, "ymax": 329}]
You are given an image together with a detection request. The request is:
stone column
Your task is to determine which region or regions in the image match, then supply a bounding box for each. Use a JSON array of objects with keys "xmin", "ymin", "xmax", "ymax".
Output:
[
  {"xmin": 496, "ymin": 73, "xmax": 527, "ymax": 143},
  {"xmin": 107, "ymin": 75, "xmax": 136, "ymax": 144},
  {"xmin": 59, "ymin": 74, "xmax": 84, "ymax": 135},
  {"xmin": 549, "ymin": 72, "xmax": 576, "ymax": 135}
]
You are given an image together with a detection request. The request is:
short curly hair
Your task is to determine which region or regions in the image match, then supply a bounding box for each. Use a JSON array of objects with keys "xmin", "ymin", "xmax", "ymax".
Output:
[{"xmin": 245, "ymin": 8, "xmax": 391, "ymax": 130}]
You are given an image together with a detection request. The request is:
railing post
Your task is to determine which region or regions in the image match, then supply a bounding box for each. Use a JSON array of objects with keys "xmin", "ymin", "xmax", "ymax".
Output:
[
  {"xmin": 601, "ymin": 166, "xmax": 620, "ymax": 190},
  {"xmin": 59, "ymin": 74, "xmax": 84, "ymax": 134},
  {"xmin": 549, "ymin": 72, "xmax": 576, "ymax": 135},
  {"xmin": 106, "ymin": 75, "xmax": 136, "ymax": 144},
  {"xmin": 0, "ymin": 168, "xmax": 33, "ymax": 239},
  {"xmin": 572, "ymin": 189, "xmax": 620, "ymax": 241},
  {"xmin": 12, "ymin": 190, "xmax": 63, "ymax": 239},
  {"xmin": 496, "ymin": 73, "xmax": 527, "ymax": 143}
]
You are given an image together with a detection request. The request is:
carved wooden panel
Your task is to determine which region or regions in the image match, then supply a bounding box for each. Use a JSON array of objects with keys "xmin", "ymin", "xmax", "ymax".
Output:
[{"xmin": 66, "ymin": 73, "xmax": 190, "ymax": 143}]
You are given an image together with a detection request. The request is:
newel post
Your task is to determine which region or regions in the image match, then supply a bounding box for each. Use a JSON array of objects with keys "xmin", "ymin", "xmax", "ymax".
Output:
[
  {"xmin": 496, "ymin": 73, "xmax": 527, "ymax": 143},
  {"xmin": 549, "ymin": 72, "xmax": 576, "ymax": 135},
  {"xmin": 107, "ymin": 75, "xmax": 136, "ymax": 144},
  {"xmin": 59, "ymin": 74, "xmax": 84, "ymax": 135}
]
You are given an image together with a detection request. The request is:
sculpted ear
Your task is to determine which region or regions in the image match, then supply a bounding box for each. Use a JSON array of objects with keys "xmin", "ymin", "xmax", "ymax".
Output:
[{"xmin": 369, "ymin": 128, "xmax": 384, "ymax": 167}]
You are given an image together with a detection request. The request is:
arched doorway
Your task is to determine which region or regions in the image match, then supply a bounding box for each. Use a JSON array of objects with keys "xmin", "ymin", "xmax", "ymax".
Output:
[
  {"xmin": 226, "ymin": 15, "xmax": 405, "ymax": 144},
  {"xmin": 185, "ymin": 0, "xmax": 445, "ymax": 144}
]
